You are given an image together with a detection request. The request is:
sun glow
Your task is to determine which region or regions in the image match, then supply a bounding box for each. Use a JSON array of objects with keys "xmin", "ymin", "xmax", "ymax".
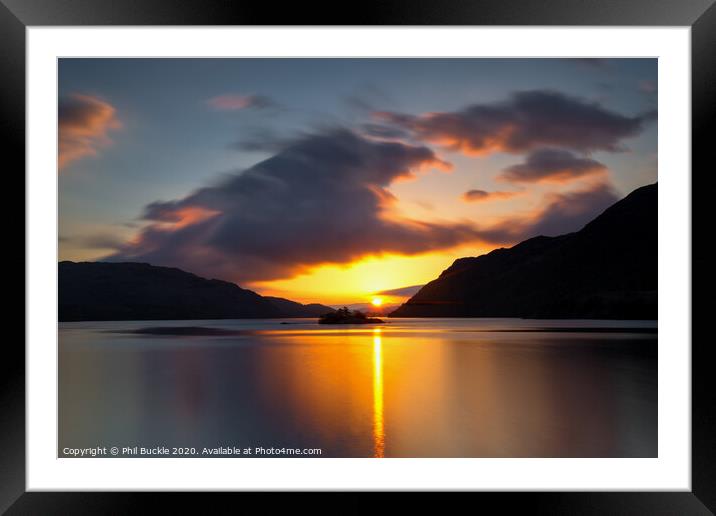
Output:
[
  {"xmin": 371, "ymin": 297, "xmax": 383, "ymax": 307},
  {"xmin": 251, "ymin": 245, "xmax": 488, "ymax": 305}
]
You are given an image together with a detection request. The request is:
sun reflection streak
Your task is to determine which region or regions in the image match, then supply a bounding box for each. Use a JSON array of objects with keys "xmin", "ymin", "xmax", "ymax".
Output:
[{"xmin": 372, "ymin": 328, "xmax": 385, "ymax": 458}]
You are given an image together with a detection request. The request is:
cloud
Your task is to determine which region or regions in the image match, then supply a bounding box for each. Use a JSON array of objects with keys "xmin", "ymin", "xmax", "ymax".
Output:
[
  {"xmin": 108, "ymin": 129, "xmax": 485, "ymax": 283},
  {"xmin": 108, "ymin": 130, "xmax": 623, "ymax": 283},
  {"xmin": 500, "ymin": 148, "xmax": 607, "ymax": 183},
  {"xmin": 374, "ymin": 90, "xmax": 652, "ymax": 155},
  {"xmin": 525, "ymin": 181, "xmax": 619, "ymax": 236},
  {"xmin": 478, "ymin": 180, "xmax": 619, "ymax": 243},
  {"xmin": 230, "ymin": 128, "xmax": 292, "ymax": 153},
  {"xmin": 462, "ymin": 189, "xmax": 520, "ymax": 202},
  {"xmin": 105, "ymin": 100, "xmax": 629, "ymax": 285},
  {"xmin": 376, "ymin": 284, "xmax": 425, "ymax": 297},
  {"xmin": 360, "ymin": 123, "xmax": 412, "ymax": 141},
  {"xmin": 206, "ymin": 94, "xmax": 275, "ymax": 111},
  {"xmin": 58, "ymin": 94, "xmax": 121, "ymax": 170}
]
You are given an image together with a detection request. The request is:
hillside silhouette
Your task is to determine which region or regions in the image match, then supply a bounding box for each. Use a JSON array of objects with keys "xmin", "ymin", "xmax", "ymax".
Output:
[
  {"xmin": 390, "ymin": 183, "xmax": 657, "ymax": 319},
  {"xmin": 59, "ymin": 261, "xmax": 334, "ymax": 322}
]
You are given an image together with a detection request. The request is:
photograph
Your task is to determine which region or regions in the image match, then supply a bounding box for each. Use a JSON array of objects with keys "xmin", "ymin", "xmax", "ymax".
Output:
[{"xmin": 57, "ymin": 57, "xmax": 658, "ymax": 459}]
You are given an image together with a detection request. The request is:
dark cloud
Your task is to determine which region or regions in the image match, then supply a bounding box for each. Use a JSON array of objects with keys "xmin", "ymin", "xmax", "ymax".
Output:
[
  {"xmin": 230, "ymin": 128, "xmax": 294, "ymax": 153},
  {"xmin": 59, "ymin": 94, "xmax": 121, "ymax": 170},
  {"xmin": 526, "ymin": 181, "xmax": 619, "ymax": 236},
  {"xmin": 463, "ymin": 190, "xmax": 490, "ymax": 201},
  {"xmin": 360, "ymin": 123, "xmax": 412, "ymax": 141},
  {"xmin": 479, "ymin": 180, "xmax": 619, "ymax": 243},
  {"xmin": 108, "ymin": 129, "xmax": 485, "ymax": 283},
  {"xmin": 500, "ymin": 148, "xmax": 607, "ymax": 183},
  {"xmin": 462, "ymin": 189, "xmax": 520, "ymax": 202},
  {"xmin": 108, "ymin": 122, "xmax": 627, "ymax": 284},
  {"xmin": 374, "ymin": 90, "xmax": 652, "ymax": 155}
]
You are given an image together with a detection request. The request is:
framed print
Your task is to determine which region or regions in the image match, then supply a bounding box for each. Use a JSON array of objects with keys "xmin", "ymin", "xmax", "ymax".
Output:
[{"xmin": 5, "ymin": 0, "xmax": 714, "ymax": 512}]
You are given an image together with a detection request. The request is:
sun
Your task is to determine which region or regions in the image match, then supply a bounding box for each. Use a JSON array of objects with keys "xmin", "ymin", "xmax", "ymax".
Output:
[{"xmin": 371, "ymin": 297, "xmax": 383, "ymax": 307}]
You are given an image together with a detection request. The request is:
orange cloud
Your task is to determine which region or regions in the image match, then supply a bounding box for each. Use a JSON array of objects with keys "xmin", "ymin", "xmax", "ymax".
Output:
[
  {"xmin": 58, "ymin": 94, "xmax": 121, "ymax": 171},
  {"xmin": 373, "ymin": 90, "xmax": 652, "ymax": 156},
  {"xmin": 109, "ymin": 129, "xmax": 479, "ymax": 284},
  {"xmin": 106, "ymin": 129, "xmax": 620, "ymax": 288},
  {"xmin": 150, "ymin": 206, "xmax": 221, "ymax": 229},
  {"xmin": 477, "ymin": 179, "xmax": 619, "ymax": 243}
]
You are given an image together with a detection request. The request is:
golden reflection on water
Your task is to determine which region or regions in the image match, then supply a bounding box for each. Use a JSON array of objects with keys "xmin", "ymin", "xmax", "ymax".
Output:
[
  {"xmin": 59, "ymin": 321, "xmax": 657, "ymax": 458},
  {"xmin": 372, "ymin": 328, "xmax": 385, "ymax": 458}
]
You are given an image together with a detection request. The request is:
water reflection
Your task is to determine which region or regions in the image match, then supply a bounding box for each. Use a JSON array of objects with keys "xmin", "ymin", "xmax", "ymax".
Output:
[
  {"xmin": 59, "ymin": 318, "xmax": 657, "ymax": 457},
  {"xmin": 372, "ymin": 328, "xmax": 385, "ymax": 458}
]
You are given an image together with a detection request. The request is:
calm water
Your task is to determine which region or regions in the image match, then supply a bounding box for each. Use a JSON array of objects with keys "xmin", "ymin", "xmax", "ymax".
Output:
[{"xmin": 59, "ymin": 318, "xmax": 657, "ymax": 458}]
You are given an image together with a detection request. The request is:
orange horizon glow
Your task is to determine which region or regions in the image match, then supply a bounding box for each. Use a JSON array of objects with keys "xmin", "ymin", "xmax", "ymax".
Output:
[{"xmin": 250, "ymin": 244, "xmax": 492, "ymax": 306}]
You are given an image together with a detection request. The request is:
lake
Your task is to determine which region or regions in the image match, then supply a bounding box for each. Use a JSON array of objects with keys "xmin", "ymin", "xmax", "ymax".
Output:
[{"xmin": 59, "ymin": 318, "xmax": 657, "ymax": 458}]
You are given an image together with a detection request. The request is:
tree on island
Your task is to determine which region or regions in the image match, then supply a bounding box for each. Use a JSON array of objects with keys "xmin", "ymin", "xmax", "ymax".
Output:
[{"xmin": 318, "ymin": 307, "xmax": 383, "ymax": 324}]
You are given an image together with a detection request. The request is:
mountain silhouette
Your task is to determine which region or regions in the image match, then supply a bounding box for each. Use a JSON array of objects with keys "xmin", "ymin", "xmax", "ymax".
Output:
[
  {"xmin": 59, "ymin": 261, "xmax": 334, "ymax": 322},
  {"xmin": 390, "ymin": 183, "xmax": 657, "ymax": 319},
  {"xmin": 263, "ymin": 296, "xmax": 336, "ymax": 318}
]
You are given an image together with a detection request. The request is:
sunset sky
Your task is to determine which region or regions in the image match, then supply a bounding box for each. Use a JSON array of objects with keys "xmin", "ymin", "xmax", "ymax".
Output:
[{"xmin": 58, "ymin": 58, "xmax": 657, "ymax": 305}]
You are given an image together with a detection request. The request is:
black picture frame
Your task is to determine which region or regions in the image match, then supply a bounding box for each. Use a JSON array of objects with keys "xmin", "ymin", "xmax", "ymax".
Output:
[{"xmin": 3, "ymin": 0, "xmax": 713, "ymax": 512}]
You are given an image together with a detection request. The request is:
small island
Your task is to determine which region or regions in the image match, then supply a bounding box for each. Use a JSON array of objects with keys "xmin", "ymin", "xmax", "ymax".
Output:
[{"xmin": 318, "ymin": 307, "xmax": 384, "ymax": 324}]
